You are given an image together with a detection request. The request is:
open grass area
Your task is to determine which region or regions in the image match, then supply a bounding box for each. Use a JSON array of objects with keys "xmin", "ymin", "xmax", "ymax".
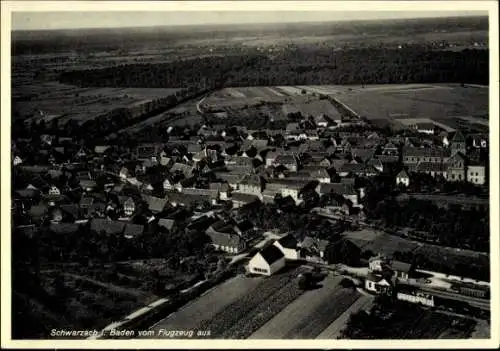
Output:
[{"xmin": 331, "ymin": 84, "xmax": 488, "ymax": 130}]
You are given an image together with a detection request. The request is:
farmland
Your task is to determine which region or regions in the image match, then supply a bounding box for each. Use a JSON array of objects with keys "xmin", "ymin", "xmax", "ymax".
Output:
[
  {"xmin": 12, "ymin": 80, "xmax": 184, "ymax": 127},
  {"xmin": 143, "ymin": 268, "xmax": 376, "ymax": 340},
  {"xmin": 330, "ymin": 84, "xmax": 488, "ymax": 131},
  {"xmin": 12, "ymin": 259, "xmax": 205, "ymax": 339}
]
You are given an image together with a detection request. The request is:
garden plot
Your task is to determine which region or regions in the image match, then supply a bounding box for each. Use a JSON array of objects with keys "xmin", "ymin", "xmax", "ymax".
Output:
[
  {"xmin": 249, "ymin": 275, "xmax": 361, "ymax": 339},
  {"xmin": 145, "ymin": 274, "xmax": 263, "ymax": 334}
]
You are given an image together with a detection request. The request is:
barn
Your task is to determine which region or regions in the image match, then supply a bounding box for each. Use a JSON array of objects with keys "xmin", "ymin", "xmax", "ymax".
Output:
[
  {"xmin": 247, "ymin": 245, "xmax": 286, "ymax": 276},
  {"xmin": 273, "ymin": 234, "xmax": 299, "ymax": 260}
]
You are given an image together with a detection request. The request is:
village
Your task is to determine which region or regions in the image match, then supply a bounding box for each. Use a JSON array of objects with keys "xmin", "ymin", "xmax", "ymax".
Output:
[{"xmin": 11, "ymin": 91, "xmax": 491, "ymax": 339}]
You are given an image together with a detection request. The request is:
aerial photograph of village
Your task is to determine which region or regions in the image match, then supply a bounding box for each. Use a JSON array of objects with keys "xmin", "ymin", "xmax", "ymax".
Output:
[{"xmin": 5, "ymin": 2, "xmax": 496, "ymax": 345}]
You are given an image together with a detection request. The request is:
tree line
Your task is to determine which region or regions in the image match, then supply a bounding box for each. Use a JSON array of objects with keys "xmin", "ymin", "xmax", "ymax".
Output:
[{"xmin": 58, "ymin": 47, "xmax": 488, "ymax": 89}]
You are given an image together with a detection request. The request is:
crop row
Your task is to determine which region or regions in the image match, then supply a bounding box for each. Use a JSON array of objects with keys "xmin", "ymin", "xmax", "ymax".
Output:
[
  {"xmin": 284, "ymin": 288, "xmax": 360, "ymax": 339},
  {"xmin": 220, "ymin": 272, "xmax": 305, "ymax": 338},
  {"xmin": 195, "ymin": 267, "xmax": 301, "ymax": 337}
]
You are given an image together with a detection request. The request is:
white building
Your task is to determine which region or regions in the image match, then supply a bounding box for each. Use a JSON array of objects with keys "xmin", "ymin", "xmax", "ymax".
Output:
[
  {"xmin": 13, "ymin": 156, "xmax": 23, "ymax": 166},
  {"xmin": 247, "ymin": 245, "xmax": 286, "ymax": 276},
  {"xmin": 396, "ymin": 289, "xmax": 435, "ymax": 307},
  {"xmin": 467, "ymin": 164, "xmax": 486, "ymax": 185},
  {"xmin": 396, "ymin": 169, "xmax": 410, "ymax": 187},
  {"xmin": 273, "ymin": 234, "xmax": 299, "ymax": 260}
]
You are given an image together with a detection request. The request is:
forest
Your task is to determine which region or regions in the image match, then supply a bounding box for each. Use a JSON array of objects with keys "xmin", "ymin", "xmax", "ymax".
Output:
[{"xmin": 58, "ymin": 47, "xmax": 489, "ymax": 88}]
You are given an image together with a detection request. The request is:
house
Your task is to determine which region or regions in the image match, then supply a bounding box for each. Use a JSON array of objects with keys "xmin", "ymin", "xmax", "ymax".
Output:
[
  {"xmin": 308, "ymin": 168, "xmax": 331, "ymax": 183},
  {"xmin": 415, "ymin": 122, "xmax": 435, "ymax": 135},
  {"xmin": 273, "ymin": 234, "xmax": 299, "ymax": 260},
  {"xmin": 389, "ymin": 260, "xmax": 413, "ymax": 281},
  {"xmin": 315, "ymin": 114, "xmax": 330, "ymax": 128},
  {"xmin": 365, "ymin": 273, "xmax": 393, "ymax": 295},
  {"xmin": 170, "ymin": 163, "xmax": 195, "ymax": 178},
  {"xmin": 299, "ymin": 236, "xmax": 330, "ymax": 262},
  {"xmin": 123, "ymin": 224, "xmax": 144, "ymax": 239},
  {"xmin": 231, "ymin": 193, "xmax": 260, "ymax": 208},
  {"xmin": 415, "ymin": 162, "xmax": 448, "ymax": 178},
  {"xmin": 247, "ymin": 244, "xmax": 286, "ymax": 276},
  {"xmin": 238, "ymin": 174, "xmax": 262, "ymax": 196},
  {"xmin": 13, "ymin": 155, "xmax": 23, "ymax": 166},
  {"xmin": 467, "ymin": 162, "xmax": 486, "ymax": 185},
  {"xmin": 367, "ymin": 158, "xmax": 384, "ymax": 173},
  {"xmin": 158, "ymin": 218, "xmax": 177, "ymax": 232},
  {"xmin": 209, "ymin": 182, "xmax": 231, "ymax": 200},
  {"xmin": 350, "ymin": 148, "xmax": 375, "ymax": 163},
  {"xmin": 273, "ymin": 154, "xmax": 299, "ymax": 172},
  {"xmin": 163, "ymin": 176, "xmax": 175, "ymax": 191},
  {"xmin": 48, "ymin": 185, "xmax": 61, "ymax": 196},
  {"xmin": 381, "ymin": 141, "xmax": 399, "ymax": 156},
  {"xmin": 80, "ymin": 179, "xmax": 97, "ymax": 192},
  {"xmin": 368, "ymin": 254, "xmax": 388, "ymax": 273},
  {"xmin": 119, "ymin": 167, "xmax": 130, "ymax": 180},
  {"xmin": 123, "ymin": 197, "xmax": 136, "ymax": 216},
  {"xmin": 90, "ymin": 219, "xmax": 126, "ymax": 235},
  {"xmin": 215, "ymin": 173, "xmax": 242, "ymax": 190},
  {"xmin": 206, "ymin": 222, "xmax": 247, "ymax": 254},
  {"xmin": 402, "ymin": 147, "xmax": 446, "ymax": 165},
  {"xmin": 446, "ymin": 152, "xmax": 467, "ymax": 182},
  {"xmin": 79, "ymin": 197, "xmax": 95, "ymax": 217},
  {"xmin": 396, "ymin": 170, "xmax": 410, "ymax": 187},
  {"xmin": 94, "ymin": 145, "xmax": 111, "ymax": 154},
  {"xmin": 316, "ymin": 182, "xmax": 358, "ymax": 207},
  {"xmin": 267, "ymin": 180, "xmax": 309, "ymax": 204},
  {"xmin": 450, "ymin": 131, "xmax": 467, "ymax": 155},
  {"xmin": 396, "ymin": 285, "xmax": 435, "ymax": 307},
  {"xmin": 225, "ymin": 156, "xmax": 254, "ymax": 174},
  {"xmin": 337, "ymin": 163, "xmax": 378, "ymax": 178},
  {"xmin": 265, "ymin": 149, "xmax": 286, "ymax": 167},
  {"xmin": 74, "ymin": 146, "xmax": 89, "ymax": 159},
  {"xmin": 142, "ymin": 195, "xmax": 168, "ymax": 213}
]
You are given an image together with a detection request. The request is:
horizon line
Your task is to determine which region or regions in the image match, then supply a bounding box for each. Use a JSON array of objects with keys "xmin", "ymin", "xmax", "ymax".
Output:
[{"xmin": 11, "ymin": 13, "xmax": 487, "ymax": 33}]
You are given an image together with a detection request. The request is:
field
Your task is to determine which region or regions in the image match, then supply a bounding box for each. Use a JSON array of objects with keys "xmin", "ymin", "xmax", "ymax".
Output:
[
  {"xmin": 201, "ymin": 86, "xmax": 344, "ymax": 123},
  {"xmin": 143, "ymin": 267, "xmax": 375, "ymax": 339},
  {"xmin": 12, "ymin": 80, "xmax": 183, "ymax": 126},
  {"xmin": 13, "ymin": 259, "xmax": 201, "ymax": 339},
  {"xmin": 329, "ymin": 84, "xmax": 488, "ymax": 131}
]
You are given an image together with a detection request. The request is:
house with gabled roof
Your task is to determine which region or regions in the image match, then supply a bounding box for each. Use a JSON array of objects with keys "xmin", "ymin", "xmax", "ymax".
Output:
[
  {"xmin": 316, "ymin": 182, "xmax": 358, "ymax": 207},
  {"xmin": 206, "ymin": 221, "xmax": 247, "ymax": 254},
  {"xmin": 142, "ymin": 195, "xmax": 168, "ymax": 213},
  {"xmin": 231, "ymin": 193, "xmax": 261, "ymax": 208},
  {"xmin": 247, "ymin": 244, "xmax": 286, "ymax": 276},
  {"xmin": 273, "ymin": 154, "xmax": 299, "ymax": 172},
  {"xmin": 446, "ymin": 152, "xmax": 467, "ymax": 182},
  {"xmin": 273, "ymin": 234, "xmax": 299, "ymax": 260},
  {"xmin": 450, "ymin": 130, "xmax": 466, "ymax": 155},
  {"xmin": 238, "ymin": 174, "xmax": 263, "ymax": 196},
  {"xmin": 299, "ymin": 236, "xmax": 331, "ymax": 262}
]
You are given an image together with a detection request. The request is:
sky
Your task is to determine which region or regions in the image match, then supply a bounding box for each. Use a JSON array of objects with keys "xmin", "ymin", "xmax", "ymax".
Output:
[{"xmin": 11, "ymin": 10, "xmax": 486, "ymax": 31}]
